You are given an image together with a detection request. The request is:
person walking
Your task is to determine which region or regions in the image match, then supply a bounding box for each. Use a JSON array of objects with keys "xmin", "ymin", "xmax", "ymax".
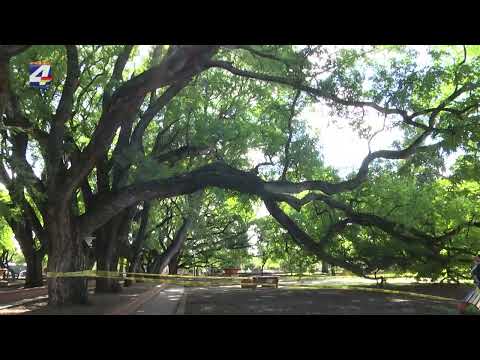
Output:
[{"xmin": 457, "ymin": 255, "xmax": 480, "ymax": 314}]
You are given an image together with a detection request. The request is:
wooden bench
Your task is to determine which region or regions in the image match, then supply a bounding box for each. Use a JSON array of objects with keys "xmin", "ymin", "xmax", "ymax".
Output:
[
  {"xmin": 254, "ymin": 276, "xmax": 279, "ymax": 288},
  {"xmin": 240, "ymin": 276, "xmax": 279, "ymax": 289},
  {"xmin": 240, "ymin": 278, "xmax": 257, "ymax": 289}
]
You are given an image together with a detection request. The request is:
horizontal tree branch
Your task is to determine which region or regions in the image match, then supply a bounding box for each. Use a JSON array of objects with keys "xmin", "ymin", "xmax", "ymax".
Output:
[{"xmin": 0, "ymin": 46, "xmax": 31, "ymax": 60}]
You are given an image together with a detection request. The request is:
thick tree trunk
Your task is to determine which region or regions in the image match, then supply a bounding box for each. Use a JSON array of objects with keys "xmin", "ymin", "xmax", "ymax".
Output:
[
  {"xmin": 24, "ymin": 250, "xmax": 44, "ymax": 288},
  {"xmin": 47, "ymin": 209, "xmax": 89, "ymax": 306},
  {"xmin": 168, "ymin": 252, "xmax": 180, "ymax": 275},
  {"xmin": 95, "ymin": 248, "xmax": 121, "ymax": 293},
  {"xmin": 8, "ymin": 216, "xmax": 45, "ymax": 288},
  {"xmin": 94, "ymin": 225, "xmax": 121, "ymax": 293},
  {"xmin": 321, "ymin": 261, "xmax": 329, "ymax": 274},
  {"xmin": 95, "ymin": 209, "xmax": 133, "ymax": 293}
]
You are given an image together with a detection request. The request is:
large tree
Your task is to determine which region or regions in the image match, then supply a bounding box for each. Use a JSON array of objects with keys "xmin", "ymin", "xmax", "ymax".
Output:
[{"xmin": 1, "ymin": 45, "xmax": 480, "ymax": 306}]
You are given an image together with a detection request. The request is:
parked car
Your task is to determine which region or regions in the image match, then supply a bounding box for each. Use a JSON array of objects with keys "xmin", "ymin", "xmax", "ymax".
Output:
[
  {"xmin": 5, "ymin": 269, "xmax": 18, "ymax": 280},
  {"xmin": 19, "ymin": 270, "xmax": 27, "ymax": 279}
]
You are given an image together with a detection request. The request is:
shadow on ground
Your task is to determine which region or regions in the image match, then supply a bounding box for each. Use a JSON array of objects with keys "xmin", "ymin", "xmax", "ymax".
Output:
[{"xmin": 183, "ymin": 286, "xmax": 459, "ymax": 315}]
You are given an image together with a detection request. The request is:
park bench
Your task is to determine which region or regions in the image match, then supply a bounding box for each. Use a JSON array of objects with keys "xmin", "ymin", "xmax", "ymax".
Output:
[
  {"xmin": 254, "ymin": 276, "xmax": 279, "ymax": 288},
  {"xmin": 240, "ymin": 276, "xmax": 279, "ymax": 289},
  {"xmin": 240, "ymin": 278, "xmax": 257, "ymax": 289}
]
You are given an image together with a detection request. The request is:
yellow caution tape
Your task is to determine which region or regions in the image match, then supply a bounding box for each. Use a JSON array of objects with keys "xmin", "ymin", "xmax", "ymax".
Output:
[
  {"xmin": 45, "ymin": 270, "xmax": 255, "ymax": 287},
  {"xmin": 47, "ymin": 270, "xmax": 97, "ymax": 278},
  {"xmin": 48, "ymin": 270, "xmax": 251, "ymax": 279}
]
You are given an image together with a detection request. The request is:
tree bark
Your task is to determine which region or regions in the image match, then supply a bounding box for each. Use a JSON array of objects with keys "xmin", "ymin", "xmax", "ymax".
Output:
[
  {"xmin": 151, "ymin": 217, "xmax": 192, "ymax": 274},
  {"xmin": 94, "ymin": 211, "xmax": 130, "ymax": 293},
  {"xmin": 151, "ymin": 192, "xmax": 203, "ymax": 274},
  {"xmin": 125, "ymin": 202, "xmax": 151, "ymax": 286},
  {"xmin": 168, "ymin": 252, "xmax": 180, "ymax": 275},
  {"xmin": 24, "ymin": 250, "xmax": 44, "ymax": 287},
  {"xmin": 46, "ymin": 207, "xmax": 89, "ymax": 306},
  {"xmin": 5, "ymin": 210, "xmax": 45, "ymax": 288}
]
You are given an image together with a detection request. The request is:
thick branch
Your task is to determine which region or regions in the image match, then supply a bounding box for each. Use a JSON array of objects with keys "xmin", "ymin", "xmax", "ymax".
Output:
[
  {"xmin": 208, "ymin": 60, "xmax": 410, "ymax": 120},
  {"xmin": 61, "ymin": 45, "xmax": 218, "ymax": 200},
  {"xmin": 47, "ymin": 45, "xmax": 80, "ymax": 195},
  {"xmin": 154, "ymin": 145, "xmax": 213, "ymax": 165},
  {"xmin": 281, "ymin": 90, "xmax": 301, "ymax": 180},
  {"xmin": 0, "ymin": 46, "xmax": 31, "ymax": 60},
  {"xmin": 54, "ymin": 45, "xmax": 80, "ymax": 125},
  {"xmin": 130, "ymin": 78, "xmax": 192, "ymax": 148},
  {"xmin": 77, "ymin": 138, "xmax": 443, "ymax": 239},
  {"xmin": 102, "ymin": 45, "xmax": 134, "ymax": 112},
  {"xmin": 263, "ymin": 199, "xmax": 367, "ymax": 276}
]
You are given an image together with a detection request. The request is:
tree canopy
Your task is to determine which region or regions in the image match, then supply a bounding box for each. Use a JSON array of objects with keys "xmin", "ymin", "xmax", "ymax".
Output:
[{"xmin": 1, "ymin": 45, "xmax": 479, "ymax": 305}]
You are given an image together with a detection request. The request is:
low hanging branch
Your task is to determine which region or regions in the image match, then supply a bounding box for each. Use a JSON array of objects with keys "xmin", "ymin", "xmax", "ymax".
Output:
[
  {"xmin": 76, "ymin": 127, "xmax": 451, "ymax": 240},
  {"xmin": 305, "ymin": 192, "xmax": 480, "ymax": 257},
  {"xmin": 263, "ymin": 199, "xmax": 368, "ymax": 277}
]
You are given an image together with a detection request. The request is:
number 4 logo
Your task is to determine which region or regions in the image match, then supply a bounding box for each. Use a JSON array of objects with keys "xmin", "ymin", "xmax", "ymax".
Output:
[{"xmin": 29, "ymin": 62, "xmax": 53, "ymax": 89}]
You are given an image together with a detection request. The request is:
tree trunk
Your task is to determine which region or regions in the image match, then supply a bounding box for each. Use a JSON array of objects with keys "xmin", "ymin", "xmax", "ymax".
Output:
[
  {"xmin": 125, "ymin": 202, "xmax": 151, "ymax": 287},
  {"xmin": 94, "ymin": 209, "xmax": 133, "ymax": 293},
  {"xmin": 168, "ymin": 252, "xmax": 180, "ymax": 275},
  {"xmin": 47, "ymin": 209, "xmax": 89, "ymax": 306},
  {"xmin": 8, "ymin": 217, "xmax": 45, "ymax": 288},
  {"xmin": 24, "ymin": 250, "xmax": 44, "ymax": 288},
  {"xmin": 95, "ymin": 246, "xmax": 121, "ymax": 293},
  {"xmin": 152, "ymin": 216, "xmax": 193, "ymax": 274},
  {"xmin": 94, "ymin": 229, "xmax": 121, "ymax": 293},
  {"xmin": 261, "ymin": 260, "xmax": 267, "ymax": 275},
  {"xmin": 321, "ymin": 261, "xmax": 329, "ymax": 274},
  {"xmin": 151, "ymin": 191, "xmax": 203, "ymax": 274}
]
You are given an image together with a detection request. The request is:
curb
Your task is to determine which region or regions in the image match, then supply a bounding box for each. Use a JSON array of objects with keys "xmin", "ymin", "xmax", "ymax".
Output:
[
  {"xmin": 175, "ymin": 288, "xmax": 187, "ymax": 315},
  {"xmin": 107, "ymin": 284, "xmax": 167, "ymax": 315},
  {"xmin": 0, "ymin": 295, "xmax": 49, "ymax": 311}
]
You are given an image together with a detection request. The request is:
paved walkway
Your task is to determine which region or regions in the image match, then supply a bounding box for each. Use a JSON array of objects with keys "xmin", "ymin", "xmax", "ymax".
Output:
[
  {"xmin": 182, "ymin": 286, "xmax": 458, "ymax": 315},
  {"xmin": 1, "ymin": 283, "xmax": 157, "ymax": 315},
  {"xmin": 0, "ymin": 282, "xmax": 185, "ymax": 315},
  {"xmin": 131, "ymin": 285, "xmax": 185, "ymax": 315}
]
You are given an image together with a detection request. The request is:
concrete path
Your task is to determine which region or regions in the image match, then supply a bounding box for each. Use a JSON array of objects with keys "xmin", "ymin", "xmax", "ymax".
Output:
[
  {"xmin": 131, "ymin": 285, "xmax": 185, "ymax": 315},
  {"xmin": 182, "ymin": 286, "xmax": 457, "ymax": 315}
]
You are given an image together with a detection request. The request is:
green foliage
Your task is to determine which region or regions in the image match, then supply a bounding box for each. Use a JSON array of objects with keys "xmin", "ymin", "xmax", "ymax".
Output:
[
  {"xmin": 4, "ymin": 44, "xmax": 480, "ymax": 286},
  {"xmin": 0, "ymin": 216, "xmax": 14, "ymax": 251}
]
